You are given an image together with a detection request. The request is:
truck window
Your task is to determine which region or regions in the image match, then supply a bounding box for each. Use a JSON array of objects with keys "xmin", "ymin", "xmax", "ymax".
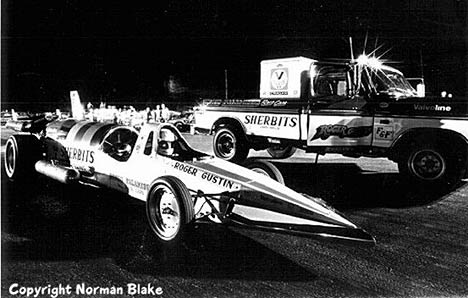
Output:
[
  {"xmin": 311, "ymin": 65, "xmax": 367, "ymax": 110},
  {"xmin": 312, "ymin": 66, "xmax": 350, "ymax": 98}
]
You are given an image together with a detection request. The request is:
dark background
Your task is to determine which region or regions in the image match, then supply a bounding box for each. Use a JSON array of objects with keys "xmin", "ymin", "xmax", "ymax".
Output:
[{"xmin": 1, "ymin": 0, "xmax": 467, "ymax": 111}]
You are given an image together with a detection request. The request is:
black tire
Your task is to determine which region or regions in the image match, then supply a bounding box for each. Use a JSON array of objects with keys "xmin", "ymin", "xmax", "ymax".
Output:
[
  {"xmin": 4, "ymin": 135, "xmax": 41, "ymax": 182},
  {"xmin": 398, "ymin": 142, "xmax": 463, "ymax": 187},
  {"xmin": 267, "ymin": 145, "xmax": 297, "ymax": 159},
  {"xmin": 146, "ymin": 176, "xmax": 194, "ymax": 247},
  {"xmin": 213, "ymin": 125, "xmax": 249, "ymax": 163},
  {"xmin": 243, "ymin": 158, "xmax": 285, "ymax": 184}
]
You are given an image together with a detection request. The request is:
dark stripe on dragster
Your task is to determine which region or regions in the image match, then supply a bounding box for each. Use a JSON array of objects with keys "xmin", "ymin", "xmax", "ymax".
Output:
[
  {"xmin": 190, "ymin": 162, "xmax": 253, "ymax": 185},
  {"xmin": 74, "ymin": 123, "xmax": 95, "ymax": 142},
  {"xmin": 226, "ymin": 213, "xmax": 375, "ymax": 245},
  {"xmin": 90, "ymin": 123, "xmax": 116, "ymax": 146},
  {"xmin": 235, "ymin": 189, "xmax": 352, "ymax": 227},
  {"xmin": 66, "ymin": 121, "xmax": 91, "ymax": 142},
  {"xmin": 45, "ymin": 119, "xmax": 78, "ymax": 140},
  {"xmin": 59, "ymin": 119, "xmax": 79, "ymax": 133},
  {"xmin": 193, "ymin": 162, "xmax": 344, "ymax": 225}
]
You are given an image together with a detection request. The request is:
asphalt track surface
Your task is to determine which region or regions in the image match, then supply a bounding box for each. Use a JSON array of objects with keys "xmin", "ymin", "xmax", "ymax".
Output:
[{"xmin": 2, "ymin": 129, "xmax": 468, "ymax": 298}]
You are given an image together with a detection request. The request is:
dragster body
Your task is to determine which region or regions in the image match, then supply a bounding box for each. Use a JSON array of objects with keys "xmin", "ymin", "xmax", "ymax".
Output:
[{"xmin": 5, "ymin": 119, "xmax": 375, "ymax": 245}]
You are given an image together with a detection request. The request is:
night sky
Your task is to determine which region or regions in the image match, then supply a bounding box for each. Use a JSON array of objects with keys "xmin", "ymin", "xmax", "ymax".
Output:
[{"xmin": 1, "ymin": 0, "xmax": 467, "ymax": 111}]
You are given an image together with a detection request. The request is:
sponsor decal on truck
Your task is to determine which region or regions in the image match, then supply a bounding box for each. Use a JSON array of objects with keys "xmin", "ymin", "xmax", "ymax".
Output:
[
  {"xmin": 244, "ymin": 114, "xmax": 298, "ymax": 128},
  {"xmin": 310, "ymin": 125, "xmax": 373, "ymax": 141},
  {"xmin": 270, "ymin": 67, "xmax": 289, "ymax": 96}
]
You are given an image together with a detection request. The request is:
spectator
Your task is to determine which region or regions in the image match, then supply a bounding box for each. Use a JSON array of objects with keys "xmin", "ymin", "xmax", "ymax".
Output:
[
  {"xmin": 145, "ymin": 107, "xmax": 151, "ymax": 123},
  {"xmin": 155, "ymin": 105, "xmax": 161, "ymax": 123},
  {"xmin": 161, "ymin": 103, "xmax": 170, "ymax": 122}
]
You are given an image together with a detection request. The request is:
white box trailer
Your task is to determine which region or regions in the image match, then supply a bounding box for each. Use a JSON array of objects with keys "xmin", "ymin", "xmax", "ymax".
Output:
[{"xmin": 260, "ymin": 57, "xmax": 316, "ymax": 100}]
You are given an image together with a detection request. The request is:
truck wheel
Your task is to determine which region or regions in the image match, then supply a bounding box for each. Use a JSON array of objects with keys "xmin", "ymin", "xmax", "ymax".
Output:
[
  {"xmin": 243, "ymin": 159, "xmax": 285, "ymax": 184},
  {"xmin": 267, "ymin": 146, "xmax": 297, "ymax": 159},
  {"xmin": 146, "ymin": 176, "xmax": 194, "ymax": 247},
  {"xmin": 213, "ymin": 125, "xmax": 249, "ymax": 163},
  {"xmin": 4, "ymin": 135, "xmax": 41, "ymax": 182},
  {"xmin": 398, "ymin": 143, "xmax": 462, "ymax": 187}
]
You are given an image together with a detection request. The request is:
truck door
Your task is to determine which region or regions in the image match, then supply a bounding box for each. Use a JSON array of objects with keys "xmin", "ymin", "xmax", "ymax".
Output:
[{"xmin": 306, "ymin": 65, "xmax": 374, "ymax": 148}]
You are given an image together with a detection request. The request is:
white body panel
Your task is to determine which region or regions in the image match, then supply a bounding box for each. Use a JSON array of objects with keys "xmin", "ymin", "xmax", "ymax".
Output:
[
  {"xmin": 373, "ymin": 117, "xmax": 468, "ymax": 148},
  {"xmin": 196, "ymin": 107, "xmax": 468, "ymax": 151},
  {"xmin": 195, "ymin": 109, "xmax": 301, "ymax": 140}
]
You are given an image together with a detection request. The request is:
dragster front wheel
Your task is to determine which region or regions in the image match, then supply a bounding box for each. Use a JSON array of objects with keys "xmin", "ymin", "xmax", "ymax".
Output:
[
  {"xmin": 146, "ymin": 176, "xmax": 194, "ymax": 246},
  {"xmin": 243, "ymin": 158, "xmax": 285, "ymax": 185}
]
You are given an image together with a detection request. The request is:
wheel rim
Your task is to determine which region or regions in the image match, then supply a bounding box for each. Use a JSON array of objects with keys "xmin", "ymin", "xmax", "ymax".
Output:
[
  {"xmin": 409, "ymin": 149, "xmax": 446, "ymax": 180},
  {"xmin": 5, "ymin": 141, "xmax": 16, "ymax": 178},
  {"xmin": 216, "ymin": 131, "xmax": 236, "ymax": 159},
  {"xmin": 148, "ymin": 185, "xmax": 181, "ymax": 241}
]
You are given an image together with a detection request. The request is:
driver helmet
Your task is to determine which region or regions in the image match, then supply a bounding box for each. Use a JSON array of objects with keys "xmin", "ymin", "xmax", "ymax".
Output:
[{"xmin": 158, "ymin": 128, "xmax": 177, "ymax": 156}]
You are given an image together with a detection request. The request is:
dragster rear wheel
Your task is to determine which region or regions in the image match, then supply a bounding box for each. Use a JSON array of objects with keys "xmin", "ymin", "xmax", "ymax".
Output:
[
  {"xmin": 243, "ymin": 158, "xmax": 285, "ymax": 185},
  {"xmin": 146, "ymin": 176, "xmax": 194, "ymax": 246},
  {"xmin": 4, "ymin": 135, "xmax": 41, "ymax": 182}
]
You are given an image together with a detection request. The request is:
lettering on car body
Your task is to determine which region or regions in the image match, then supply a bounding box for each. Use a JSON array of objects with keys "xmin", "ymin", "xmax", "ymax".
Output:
[
  {"xmin": 126, "ymin": 178, "xmax": 149, "ymax": 191},
  {"xmin": 414, "ymin": 104, "xmax": 452, "ymax": 112},
  {"xmin": 66, "ymin": 147, "xmax": 95, "ymax": 163},
  {"xmin": 260, "ymin": 99, "xmax": 288, "ymax": 107},
  {"xmin": 244, "ymin": 115, "xmax": 298, "ymax": 127},
  {"xmin": 375, "ymin": 126, "xmax": 394, "ymax": 140},
  {"xmin": 171, "ymin": 161, "xmax": 239, "ymax": 191},
  {"xmin": 173, "ymin": 162, "xmax": 198, "ymax": 176}
]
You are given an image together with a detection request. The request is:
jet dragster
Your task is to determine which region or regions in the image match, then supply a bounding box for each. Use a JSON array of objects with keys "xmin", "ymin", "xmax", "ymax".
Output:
[{"xmin": 4, "ymin": 117, "xmax": 375, "ymax": 249}]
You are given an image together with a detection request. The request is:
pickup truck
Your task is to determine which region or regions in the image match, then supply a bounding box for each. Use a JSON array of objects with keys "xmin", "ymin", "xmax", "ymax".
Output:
[{"xmin": 194, "ymin": 56, "xmax": 468, "ymax": 187}]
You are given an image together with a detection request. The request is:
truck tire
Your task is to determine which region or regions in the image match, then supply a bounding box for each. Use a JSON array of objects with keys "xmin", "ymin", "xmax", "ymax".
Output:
[
  {"xmin": 243, "ymin": 158, "xmax": 285, "ymax": 184},
  {"xmin": 213, "ymin": 125, "xmax": 249, "ymax": 163},
  {"xmin": 267, "ymin": 145, "xmax": 297, "ymax": 159},
  {"xmin": 146, "ymin": 176, "xmax": 194, "ymax": 247},
  {"xmin": 4, "ymin": 135, "xmax": 41, "ymax": 182},
  {"xmin": 398, "ymin": 142, "xmax": 463, "ymax": 187}
]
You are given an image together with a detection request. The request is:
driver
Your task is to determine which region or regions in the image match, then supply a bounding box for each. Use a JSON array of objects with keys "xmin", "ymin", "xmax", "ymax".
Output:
[{"xmin": 157, "ymin": 128, "xmax": 177, "ymax": 157}]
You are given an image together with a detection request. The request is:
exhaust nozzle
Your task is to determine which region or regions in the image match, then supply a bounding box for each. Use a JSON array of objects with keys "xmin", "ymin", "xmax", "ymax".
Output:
[{"xmin": 35, "ymin": 160, "xmax": 80, "ymax": 184}]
